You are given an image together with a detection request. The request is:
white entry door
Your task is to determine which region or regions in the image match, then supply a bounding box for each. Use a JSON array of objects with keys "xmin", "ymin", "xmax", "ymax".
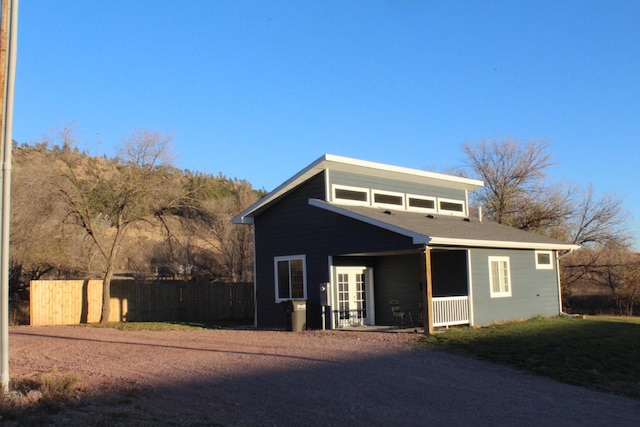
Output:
[{"xmin": 335, "ymin": 267, "xmax": 373, "ymax": 328}]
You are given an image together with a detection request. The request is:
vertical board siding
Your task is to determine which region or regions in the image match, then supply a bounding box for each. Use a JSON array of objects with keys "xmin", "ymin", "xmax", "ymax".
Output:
[{"xmin": 30, "ymin": 280, "xmax": 254, "ymax": 326}]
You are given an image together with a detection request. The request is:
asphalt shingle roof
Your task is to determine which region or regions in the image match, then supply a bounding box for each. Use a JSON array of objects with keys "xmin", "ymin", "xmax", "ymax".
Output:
[{"xmin": 310, "ymin": 199, "xmax": 578, "ymax": 250}]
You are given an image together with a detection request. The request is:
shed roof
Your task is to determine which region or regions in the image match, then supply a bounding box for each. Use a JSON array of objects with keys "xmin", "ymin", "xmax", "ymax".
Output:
[
  {"xmin": 309, "ymin": 199, "xmax": 580, "ymax": 251},
  {"xmin": 232, "ymin": 154, "xmax": 484, "ymax": 224}
]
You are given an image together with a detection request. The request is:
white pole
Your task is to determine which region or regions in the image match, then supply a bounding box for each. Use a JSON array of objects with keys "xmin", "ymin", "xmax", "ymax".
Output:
[{"xmin": 1, "ymin": 0, "xmax": 18, "ymax": 394}]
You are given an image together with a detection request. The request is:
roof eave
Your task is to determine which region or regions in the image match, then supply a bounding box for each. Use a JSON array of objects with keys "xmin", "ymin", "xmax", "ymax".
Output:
[
  {"xmin": 231, "ymin": 154, "xmax": 330, "ymax": 223},
  {"xmin": 427, "ymin": 237, "xmax": 581, "ymax": 251},
  {"xmin": 231, "ymin": 215, "xmax": 254, "ymax": 225}
]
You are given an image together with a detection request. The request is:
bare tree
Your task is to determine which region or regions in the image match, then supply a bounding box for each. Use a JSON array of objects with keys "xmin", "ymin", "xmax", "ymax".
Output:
[
  {"xmin": 10, "ymin": 142, "xmax": 87, "ymax": 295},
  {"xmin": 617, "ymin": 253, "xmax": 640, "ymax": 315},
  {"xmin": 462, "ymin": 139, "xmax": 634, "ymax": 314},
  {"xmin": 56, "ymin": 130, "xmax": 177, "ymax": 322},
  {"xmin": 181, "ymin": 179, "xmax": 258, "ymax": 282},
  {"xmin": 557, "ymin": 185, "xmax": 630, "ymax": 296},
  {"xmin": 564, "ymin": 185, "xmax": 629, "ymax": 247},
  {"xmin": 562, "ymin": 243, "xmax": 640, "ymax": 315},
  {"xmin": 463, "ymin": 139, "xmax": 573, "ymax": 235}
]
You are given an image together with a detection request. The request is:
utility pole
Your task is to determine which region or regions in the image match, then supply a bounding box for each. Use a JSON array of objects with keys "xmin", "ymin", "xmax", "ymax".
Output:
[{"xmin": 0, "ymin": 0, "xmax": 19, "ymax": 394}]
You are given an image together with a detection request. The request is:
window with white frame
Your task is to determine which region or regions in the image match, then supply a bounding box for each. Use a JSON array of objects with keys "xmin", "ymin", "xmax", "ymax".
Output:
[
  {"xmin": 488, "ymin": 256, "xmax": 511, "ymax": 298},
  {"xmin": 535, "ymin": 250, "xmax": 553, "ymax": 270},
  {"xmin": 274, "ymin": 255, "xmax": 307, "ymax": 301},
  {"xmin": 372, "ymin": 190, "xmax": 405, "ymax": 208},
  {"xmin": 439, "ymin": 198, "xmax": 466, "ymax": 216},
  {"xmin": 406, "ymin": 194, "xmax": 437, "ymax": 213},
  {"xmin": 333, "ymin": 185, "xmax": 369, "ymax": 205},
  {"xmin": 330, "ymin": 184, "xmax": 467, "ymax": 216}
]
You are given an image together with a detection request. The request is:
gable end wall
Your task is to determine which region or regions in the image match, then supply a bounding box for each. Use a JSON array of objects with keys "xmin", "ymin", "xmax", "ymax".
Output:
[{"xmin": 254, "ymin": 171, "xmax": 419, "ymax": 329}]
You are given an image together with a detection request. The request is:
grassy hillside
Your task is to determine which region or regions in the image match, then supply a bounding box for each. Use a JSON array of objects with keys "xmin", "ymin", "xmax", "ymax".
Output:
[{"xmin": 10, "ymin": 144, "xmax": 262, "ymax": 291}]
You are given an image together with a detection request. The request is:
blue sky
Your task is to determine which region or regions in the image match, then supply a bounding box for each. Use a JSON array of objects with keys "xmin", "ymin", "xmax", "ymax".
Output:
[{"xmin": 13, "ymin": 1, "xmax": 640, "ymax": 246}]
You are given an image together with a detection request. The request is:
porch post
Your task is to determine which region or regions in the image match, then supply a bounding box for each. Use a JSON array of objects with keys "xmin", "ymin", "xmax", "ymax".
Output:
[{"xmin": 421, "ymin": 247, "xmax": 434, "ymax": 335}]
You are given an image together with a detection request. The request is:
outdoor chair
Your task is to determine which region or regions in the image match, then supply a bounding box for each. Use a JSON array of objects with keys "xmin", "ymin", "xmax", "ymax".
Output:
[{"xmin": 389, "ymin": 299, "xmax": 413, "ymax": 328}]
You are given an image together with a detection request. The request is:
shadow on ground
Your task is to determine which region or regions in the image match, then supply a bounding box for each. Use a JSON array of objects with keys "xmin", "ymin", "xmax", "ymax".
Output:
[{"xmin": 5, "ymin": 327, "xmax": 640, "ymax": 426}]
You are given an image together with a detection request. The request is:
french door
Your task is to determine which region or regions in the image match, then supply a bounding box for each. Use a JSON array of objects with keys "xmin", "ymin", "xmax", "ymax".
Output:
[{"xmin": 335, "ymin": 267, "xmax": 373, "ymax": 328}]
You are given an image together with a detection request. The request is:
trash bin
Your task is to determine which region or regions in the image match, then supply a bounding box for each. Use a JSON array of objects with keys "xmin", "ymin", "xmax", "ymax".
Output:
[
  {"xmin": 281, "ymin": 300, "xmax": 307, "ymax": 331},
  {"xmin": 290, "ymin": 300, "xmax": 307, "ymax": 332},
  {"xmin": 281, "ymin": 300, "xmax": 293, "ymax": 331}
]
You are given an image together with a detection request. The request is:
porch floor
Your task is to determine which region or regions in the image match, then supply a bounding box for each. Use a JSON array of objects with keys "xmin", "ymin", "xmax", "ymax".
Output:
[{"xmin": 335, "ymin": 325, "xmax": 424, "ymax": 334}]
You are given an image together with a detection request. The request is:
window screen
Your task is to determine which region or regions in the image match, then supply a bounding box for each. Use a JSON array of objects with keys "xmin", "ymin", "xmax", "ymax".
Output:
[
  {"xmin": 408, "ymin": 197, "xmax": 435, "ymax": 209},
  {"xmin": 335, "ymin": 188, "xmax": 368, "ymax": 202},
  {"xmin": 374, "ymin": 193, "xmax": 403, "ymax": 206}
]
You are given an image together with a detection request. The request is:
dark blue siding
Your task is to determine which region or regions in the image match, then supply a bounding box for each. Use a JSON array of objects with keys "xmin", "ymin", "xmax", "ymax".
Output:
[
  {"xmin": 373, "ymin": 254, "xmax": 423, "ymax": 325},
  {"xmin": 254, "ymin": 172, "xmax": 420, "ymax": 329}
]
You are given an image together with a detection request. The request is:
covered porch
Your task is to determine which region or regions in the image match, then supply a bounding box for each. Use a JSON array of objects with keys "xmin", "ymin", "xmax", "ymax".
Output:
[
  {"xmin": 328, "ymin": 248, "xmax": 471, "ymax": 332},
  {"xmin": 332, "ymin": 295, "xmax": 470, "ymax": 329}
]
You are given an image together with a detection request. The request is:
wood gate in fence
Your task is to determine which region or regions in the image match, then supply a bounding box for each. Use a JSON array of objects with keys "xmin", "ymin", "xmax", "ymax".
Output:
[{"xmin": 30, "ymin": 280, "xmax": 254, "ymax": 326}]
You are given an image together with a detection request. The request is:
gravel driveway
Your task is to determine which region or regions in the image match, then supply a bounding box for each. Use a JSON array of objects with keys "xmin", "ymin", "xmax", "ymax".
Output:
[{"xmin": 8, "ymin": 326, "xmax": 640, "ymax": 426}]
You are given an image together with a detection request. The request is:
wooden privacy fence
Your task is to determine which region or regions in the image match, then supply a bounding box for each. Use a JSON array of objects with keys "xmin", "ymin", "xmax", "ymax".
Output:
[{"xmin": 30, "ymin": 280, "xmax": 254, "ymax": 326}]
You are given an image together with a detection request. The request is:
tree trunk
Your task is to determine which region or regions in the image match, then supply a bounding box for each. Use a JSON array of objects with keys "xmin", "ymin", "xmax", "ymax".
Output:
[{"xmin": 100, "ymin": 267, "xmax": 113, "ymax": 323}]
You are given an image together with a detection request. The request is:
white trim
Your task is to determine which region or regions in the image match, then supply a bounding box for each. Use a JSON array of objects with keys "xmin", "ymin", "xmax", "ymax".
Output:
[
  {"xmin": 274, "ymin": 255, "xmax": 307, "ymax": 302},
  {"xmin": 371, "ymin": 189, "xmax": 405, "ymax": 209},
  {"xmin": 322, "ymin": 154, "xmax": 485, "ymax": 189},
  {"xmin": 428, "ymin": 236, "xmax": 579, "ymax": 251},
  {"xmin": 406, "ymin": 193, "xmax": 437, "ymax": 213},
  {"xmin": 332, "ymin": 184, "xmax": 370, "ymax": 206},
  {"xmin": 253, "ymin": 232, "xmax": 258, "ymax": 328},
  {"xmin": 330, "ymin": 264, "xmax": 337, "ymax": 329},
  {"xmin": 324, "ymin": 169, "xmax": 331, "ymax": 202},
  {"xmin": 327, "ymin": 256, "xmax": 333, "ymax": 329},
  {"xmin": 488, "ymin": 256, "xmax": 512, "ymax": 298},
  {"xmin": 309, "ymin": 199, "xmax": 430, "ymax": 244},
  {"xmin": 555, "ymin": 251, "xmax": 562, "ymax": 314},
  {"xmin": 464, "ymin": 189, "xmax": 469, "ymax": 216},
  {"xmin": 535, "ymin": 250, "xmax": 554, "ymax": 270},
  {"xmin": 334, "ymin": 266, "xmax": 374, "ymax": 327},
  {"xmin": 438, "ymin": 197, "xmax": 466, "ymax": 217},
  {"xmin": 466, "ymin": 250, "xmax": 475, "ymax": 327}
]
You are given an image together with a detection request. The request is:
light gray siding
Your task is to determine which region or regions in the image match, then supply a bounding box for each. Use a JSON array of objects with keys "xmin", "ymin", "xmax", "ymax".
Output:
[
  {"xmin": 470, "ymin": 248, "xmax": 560, "ymax": 326},
  {"xmin": 328, "ymin": 170, "xmax": 466, "ymax": 202}
]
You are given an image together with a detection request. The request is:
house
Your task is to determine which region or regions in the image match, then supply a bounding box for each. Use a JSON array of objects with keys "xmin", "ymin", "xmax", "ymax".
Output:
[{"xmin": 232, "ymin": 154, "xmax": 579, "ymax": 332}]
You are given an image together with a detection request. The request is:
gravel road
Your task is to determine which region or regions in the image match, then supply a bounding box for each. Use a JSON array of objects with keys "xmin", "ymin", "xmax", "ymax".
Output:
[{"xmin": 7, "ymin": 326, "xmax": 640, "ymax": 426}]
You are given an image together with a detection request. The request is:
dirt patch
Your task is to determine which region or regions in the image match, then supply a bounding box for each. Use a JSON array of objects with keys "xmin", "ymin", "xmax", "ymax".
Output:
[{"xmin": 6, "ymin": 326, "xmax": 640, "ymax": 426}]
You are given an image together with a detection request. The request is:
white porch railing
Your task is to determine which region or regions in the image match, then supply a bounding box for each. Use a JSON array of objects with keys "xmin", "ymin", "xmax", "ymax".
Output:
[
  {"xmin": 332, "ymin": 309, "xmax": 367, "ymax": 329},
  {"xmin": 432, "ymin": 296, "xmax": 469, "ymax": 327}
]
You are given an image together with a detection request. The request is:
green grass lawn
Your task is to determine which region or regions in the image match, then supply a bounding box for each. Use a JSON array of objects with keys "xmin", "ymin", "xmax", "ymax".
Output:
[{"xmin": 418, "ymin": 315, "xmax": 640, "ymax": 400}]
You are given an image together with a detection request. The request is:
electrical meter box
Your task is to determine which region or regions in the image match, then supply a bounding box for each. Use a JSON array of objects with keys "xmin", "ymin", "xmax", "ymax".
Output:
[{"xmin": 319, "ymin": 282, "xmax": 330, "ymax": 306}]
